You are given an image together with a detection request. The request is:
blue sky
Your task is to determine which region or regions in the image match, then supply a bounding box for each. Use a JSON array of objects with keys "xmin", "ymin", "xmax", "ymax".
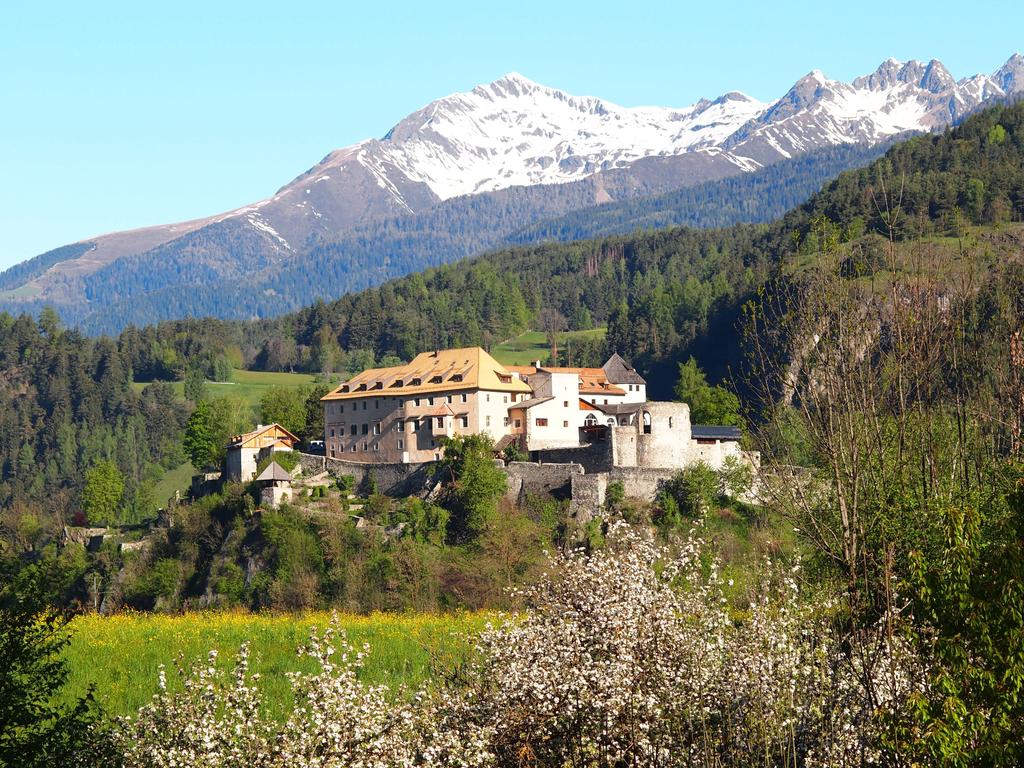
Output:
[{"xmin": 1, "ymin": 0, "xmax": 1021, "ymax": 270}]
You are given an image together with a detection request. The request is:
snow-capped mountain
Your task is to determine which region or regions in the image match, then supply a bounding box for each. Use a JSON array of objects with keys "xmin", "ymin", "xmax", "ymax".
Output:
[
  {"xmin": 306, "ymin": 54, "xmax": 1024, "ymax": 209},
  {"xmin": 4, "ymin": 54, "xmax": 1022, "ymax": 331},
  {"xmin": 349, "ymin": 74, "xmax": 767, "ymax": 201}
]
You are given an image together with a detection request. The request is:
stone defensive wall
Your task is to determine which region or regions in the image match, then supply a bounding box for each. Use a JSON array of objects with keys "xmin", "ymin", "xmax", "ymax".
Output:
[
  {"xmin": 503, "ymin": 461, "xmax": 583, "ymax": 505},
  {"xmin": 298, "ymin": 453, "xmax": 434, "ymax": 497}
]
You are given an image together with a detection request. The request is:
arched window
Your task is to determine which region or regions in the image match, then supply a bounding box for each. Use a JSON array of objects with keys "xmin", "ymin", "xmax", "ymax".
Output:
[
  {"xmin": 642, "ymin": 411, "xmax": 652, "ymax": 434},
  {"xmin": 584, "ymin": 414, "xmax": 598, "ymax": 426}
]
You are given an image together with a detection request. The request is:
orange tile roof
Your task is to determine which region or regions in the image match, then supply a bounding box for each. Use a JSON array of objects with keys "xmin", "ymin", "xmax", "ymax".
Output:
[
  {"xmin": 322, "ymin": 347, "xmax": 531, "ymax": 401},
  {"xmin": 512, "ymin": 364, "xmax": 627, "ymax": 396}
]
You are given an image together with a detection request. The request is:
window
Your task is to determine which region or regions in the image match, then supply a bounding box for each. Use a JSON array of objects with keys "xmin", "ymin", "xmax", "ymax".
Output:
[
  {"xmin": 374, "ymin": 399, "xmax": 379, "ymax": 408},
  {"xmin": 397, "ymin": 439, "xmax": 404, "ymax": 450},
  {"xmin": 563, "ymin": 400, "xmax": 569, "ymax": 408},
  {"xmin": 461, "ymin": 394, "xmax": 467, "ymax": 403},
  {"xmin": 510, "ymin": 394, "xmax": 516, "ymax": 403},
  {"xmin": 339, "ymin": 404, "xmax": 345, "ymax": 413},
  {"xmin": 536, "ymin": 418, "xmax": 548, "ymax": 427},
  {"xmin": 350, "ymin": 425, "xmax": 357, "ymax": 436},
  {"xmin": 447, "ymin": 394, "xmax": 453, "ymax": 404},
  {"xmin": 485, "ymin": 393, "xmax": 491, "ymax": 402},
  {"xmin": 503, "ymin": 395, "xmax": 508, "ymax": 404},
  {"xmin": 362, "ymin": 442, "xmax": 368, "ymax": 451},
  {"xmin": 373, "ymin": 443, "xmax": 379, "ymax": 452},
  {"xmin": 486, "ymin": 415, "xmax": 491, "ymax": 427},
  {"xmin": 329, "ymin": 428, "xmax": 335, "ymax": 437},
  {"xmin": 428, "ymin": 397, "xmax": 434, "ymax": 406},
  {"xmin": 361, "ymin": 402, "xmax": 367, "ymax": 410},
  {"xmin": 668, "ymin": 417, "xmax": 673, "ymax": 428},
  {"xmin": 503, "ymin": 417, "xmax": 510, "ymax": 427},
  {"xmin": 373, "ymin": 422, "xmax": 381, "ymax": 435},
  {"xmin": 393, "ymin": 421, "xmax": 402, "ymax": 432},
  {"xmin": 460, "ymin": 416, "xmax": 469, "ymax": 428},
  {"xmin": 413, "ymin": 419, "xmax": 420, "ymax": 431},
  {"xmin": 361, "ymin": 424, "xmax": 369, "ymax": 435},
  {"xmin": 604, "ymin": 399, "xmax": 609, "ymax": 405},
  {"xmin": 436, "ymin": 417, "xmax": 444, "ymax": 429},
  {"xmin": 414, "ymin": 398, "xmax": 420, "ymax": 407},
  {"xmin": 350, "ymin": 445, "xmax": 356, "ymax": 452},
  {"xmin": 430, "ymin": 375, "xmax": 442, "ymax": 384},
  {"xmin": 563, "ymin": 420, "xmax": 569, "ymax": 428},
  {"xmin": 514, "ymin": 419, "xmax": 521, "ymax": 428},
  {"xmin": 452, "ymin": 374, "xmax": 463, "ymax": 382},
  {"xmin": 329, "ymin": 448, "xmax": 335, "ymax": 458}
]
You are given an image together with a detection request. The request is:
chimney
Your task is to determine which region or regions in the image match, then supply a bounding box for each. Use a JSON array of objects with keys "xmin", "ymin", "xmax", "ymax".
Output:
[{"xmin": 532, "ymin": 359, "xmax": 542, "ymax": 368}]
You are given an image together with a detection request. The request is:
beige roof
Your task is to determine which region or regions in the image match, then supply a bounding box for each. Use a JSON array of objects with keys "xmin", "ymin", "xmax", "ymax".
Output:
[{"xmin": 322, "ymin": 347, "xmax": 531, "ymax": 401}]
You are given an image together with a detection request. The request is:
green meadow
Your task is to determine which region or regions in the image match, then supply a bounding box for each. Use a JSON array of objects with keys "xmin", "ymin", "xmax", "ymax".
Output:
[
  {"xmin": 132, "ymin": 368, "xmax": 321, "ymax": 414},
  {"xmin": 65, "ymin": 611, "xmax": 493, "ymax": 721},
  {"xmin": 491, "ymin": 327, "xmax": 607, "ymax": 366}
]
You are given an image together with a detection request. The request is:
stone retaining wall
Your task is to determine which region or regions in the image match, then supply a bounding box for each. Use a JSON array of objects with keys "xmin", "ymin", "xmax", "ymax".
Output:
[
  {"xmin": 503, "ymin": 461, "xmax": 582, "ymax": 505},
  {"xmin": 297, "ymin": 453, "xmax": 435, "ymax": 497}
]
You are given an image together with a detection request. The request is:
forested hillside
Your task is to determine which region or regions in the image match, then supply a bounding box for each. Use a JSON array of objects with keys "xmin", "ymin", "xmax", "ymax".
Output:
[
  {"xmin": 0, "ymin": 310, "xmax": 187, "ymax": 544},
  {"xmin": 507, "ymin": 140, "xmax": 894, "ymax": 242}
]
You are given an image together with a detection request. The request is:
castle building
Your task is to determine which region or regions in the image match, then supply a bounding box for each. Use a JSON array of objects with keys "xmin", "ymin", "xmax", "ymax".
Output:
[
  {"xmin": 320, "ymin": 346, "xmax": 746, "ymax": 472},
  {"xmin": 320, "ymin": 347, "xmax": 531, "ymax": 463}
]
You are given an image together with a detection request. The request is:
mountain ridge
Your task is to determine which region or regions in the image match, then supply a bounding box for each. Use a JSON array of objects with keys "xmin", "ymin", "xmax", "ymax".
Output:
[{"xmin": 3, "ymin": 54, "xmax": 1022, "ymax": 330}]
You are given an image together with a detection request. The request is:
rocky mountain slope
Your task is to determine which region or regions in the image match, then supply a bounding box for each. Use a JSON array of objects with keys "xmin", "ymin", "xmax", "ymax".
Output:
[{"xmin": 4, "ymin": 54, "xmax": 1022, "ymax": 331}]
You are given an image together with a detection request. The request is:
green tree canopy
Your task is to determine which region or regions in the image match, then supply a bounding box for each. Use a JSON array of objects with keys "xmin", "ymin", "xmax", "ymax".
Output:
[
  {"xmin": 79, "ymin": 459, "xmax": 124, "ymax": 525},
  {"xmin": 673, "ymin": 357, "xmax": 743, "ymax": 427},
  {"xmin": 260, "ymin": 386, "xmax": 307, "ymax": 438},
  {"xmin": 436, "ymin": 434, "xmax": 507, "ymax": 541},
  {"xmin": 0, "ymin": 559, "xmax": 113, "ymax": 767},
  {"xmin": 182, "ymin": 401, "xmax": 218, "ymax": 470}
]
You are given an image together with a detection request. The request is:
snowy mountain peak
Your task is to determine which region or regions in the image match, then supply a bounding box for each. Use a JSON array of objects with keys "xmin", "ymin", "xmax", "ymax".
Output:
[
  {"xmin": 326, "ymin": 56, "xmax": 1024, "ymax": 205},
  {"xmin": 995, "ymin": 53, "xmax": 1024, "ymax": 94}
]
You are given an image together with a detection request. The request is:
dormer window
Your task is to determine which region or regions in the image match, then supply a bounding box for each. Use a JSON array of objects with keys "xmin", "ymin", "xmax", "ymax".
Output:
[
  {"xmin": 411, "ymin": 378, "xmax": 421, "ymax": 386},
  {"xmin": 498, "ymin": 374, "xmax": 512, "ymax": 383},
  {"xmin": 451, "ymin": 374, "xmax": 463, "ymax": 382},
  {"xmin": 430, "ymin": 375, "xmax": 443, "ymax": 384}
]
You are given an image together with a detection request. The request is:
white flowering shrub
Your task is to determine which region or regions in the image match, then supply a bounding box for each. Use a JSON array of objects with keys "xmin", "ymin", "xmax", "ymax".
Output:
[
  {"xmin": 115, "ymin": 624, "xmax": 429, "ymax": 768},
  {"xmin": 446, "ymin": 523, "xmax": 924, "ymax": 767},
  {"xmin": 116, "ymin": 522, "xmax": 924, "ymax": 767}
]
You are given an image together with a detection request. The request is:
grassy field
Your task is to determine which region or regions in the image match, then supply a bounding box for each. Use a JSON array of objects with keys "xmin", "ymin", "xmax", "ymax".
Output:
[
  {"xmin": 149, "ymin": 460, "xmax": 195, "ymax": 509},
  {"xmin": 492, "ymin": 327, "xmax": 607, "ymax": 366},
  {"xmin": 65, "ymin": 611, "xmax": 493, "ymax": 720},
  {"xmin": 132, "ymin": 368, "xmax": 323, "ymax": 414}
]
